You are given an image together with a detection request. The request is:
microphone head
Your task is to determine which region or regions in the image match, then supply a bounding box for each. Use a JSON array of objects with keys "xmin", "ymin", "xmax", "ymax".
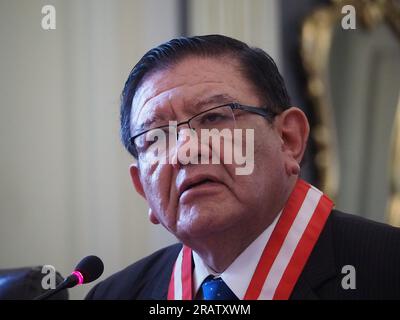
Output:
[{"xmin": 74, "ymin": 255, "xmax": 104, "ymax": 284}]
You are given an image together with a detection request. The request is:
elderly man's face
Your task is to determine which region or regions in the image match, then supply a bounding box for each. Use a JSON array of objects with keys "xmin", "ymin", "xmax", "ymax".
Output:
[{"xmin": 129, "ymin": 56, "xmax": 293, "ymax": 243}]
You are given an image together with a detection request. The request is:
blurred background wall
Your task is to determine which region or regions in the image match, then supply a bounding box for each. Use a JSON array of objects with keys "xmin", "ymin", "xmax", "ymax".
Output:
[{"xmin": 0, "ymin": 0, "xmax": 280, "ymax": 299}]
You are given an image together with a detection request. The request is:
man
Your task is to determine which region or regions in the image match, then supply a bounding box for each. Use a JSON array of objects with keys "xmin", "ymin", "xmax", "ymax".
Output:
[{"xmin": 86, "ymin": 35, "xmax": 400, "ymax": 300}]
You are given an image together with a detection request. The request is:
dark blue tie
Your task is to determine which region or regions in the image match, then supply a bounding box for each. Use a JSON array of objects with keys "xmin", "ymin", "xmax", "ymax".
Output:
[{"xmin": 201, "ymin": 276, "xmax": 239, "ymax": 300}]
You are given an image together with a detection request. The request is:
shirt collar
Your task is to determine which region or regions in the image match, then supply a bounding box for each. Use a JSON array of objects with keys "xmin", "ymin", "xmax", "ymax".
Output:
[{"xmin": 192, "ymin": 210, "xmax": 282, "ymax": 299}]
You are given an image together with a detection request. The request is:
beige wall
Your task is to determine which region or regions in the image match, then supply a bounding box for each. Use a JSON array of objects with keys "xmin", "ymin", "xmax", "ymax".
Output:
[
  {"xmin": 189, "ymin": 0, "xmax": 280, "ymax": 66},
  {"xmin": 0, "ymin": 0, "xmax": 279, "ymax": 299}
]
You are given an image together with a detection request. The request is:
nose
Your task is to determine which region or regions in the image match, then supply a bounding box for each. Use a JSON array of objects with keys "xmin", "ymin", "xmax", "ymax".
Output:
[
  {"xmin": 171, "ymin": 126, "xmax": 201, "ymax": 168},
  {"xmin": 176, "ymin": 123, "xmax": 194, "ymax": 142}
]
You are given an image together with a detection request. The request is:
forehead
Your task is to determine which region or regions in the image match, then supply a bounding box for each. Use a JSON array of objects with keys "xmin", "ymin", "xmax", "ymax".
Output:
[{"xmin": 130, "ymin": 56, "xmax": 258, "ymax": 131}]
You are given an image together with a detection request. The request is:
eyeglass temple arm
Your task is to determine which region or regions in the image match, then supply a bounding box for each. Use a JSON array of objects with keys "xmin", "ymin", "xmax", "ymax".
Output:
[{"xmin": 231, "ymin": 103, "xmax": 276, "ymax": 118}]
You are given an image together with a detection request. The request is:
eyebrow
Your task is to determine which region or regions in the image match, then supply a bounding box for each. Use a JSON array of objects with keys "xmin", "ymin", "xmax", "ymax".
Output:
[
  {"xmin": 133, "ymin": 93, "xmax": 236, "ymax": 134},
  {"xmin": 192, "ymin": 94, "xmax": 235, "ymax": 110},
  {"xmin": 134, "ymin": 113, "xmax": 167, "ymax": 134}
]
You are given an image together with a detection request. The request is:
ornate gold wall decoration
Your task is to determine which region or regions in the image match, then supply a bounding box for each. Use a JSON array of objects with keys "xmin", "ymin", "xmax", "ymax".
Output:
[
  {"xmin": 300, "ymin": 0, "xmax": 400, "ymax": 223},
  {"xmin": 389, "ymin": 97, "xmax": 400, "ymax": 226}
]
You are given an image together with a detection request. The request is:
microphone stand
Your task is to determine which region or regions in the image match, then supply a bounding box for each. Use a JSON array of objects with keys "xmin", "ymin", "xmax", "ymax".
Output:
[{"xmin": 34, "ymin": 274, "xmax": 78, "ymax": 300}]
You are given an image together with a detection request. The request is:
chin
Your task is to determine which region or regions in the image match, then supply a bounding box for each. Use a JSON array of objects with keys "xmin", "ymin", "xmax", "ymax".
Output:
[{"xmin": 176, "ymin": 206, "xmax": 239, "ymax": 240}]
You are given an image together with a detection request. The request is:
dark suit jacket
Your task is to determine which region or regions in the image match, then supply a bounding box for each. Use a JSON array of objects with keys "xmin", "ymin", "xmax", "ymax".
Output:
[{"xmin": 86, "ymin": 210, "xmax": 400, "ymax": 299}]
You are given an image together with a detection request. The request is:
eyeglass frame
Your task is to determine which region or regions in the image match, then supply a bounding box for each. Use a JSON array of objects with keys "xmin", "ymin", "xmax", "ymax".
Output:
[{"xmin": 129, "ymin": 102, "xmax": 279, "ymax": 153}]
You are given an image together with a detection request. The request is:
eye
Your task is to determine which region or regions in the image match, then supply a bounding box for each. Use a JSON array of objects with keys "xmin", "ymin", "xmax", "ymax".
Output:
[
  {"xmin": 138, "ymin": 128, "xmax": 168, "ymax": 151},
  {"xmin": 200, "ymin": 112, "xmax": 229, "ymax": 124}
]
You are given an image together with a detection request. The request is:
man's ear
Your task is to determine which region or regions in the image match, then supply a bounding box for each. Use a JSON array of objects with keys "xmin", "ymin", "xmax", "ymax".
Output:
[
  {"xmin": 130, "ymin": 163, "xmax": 146, "ymax": 198},
  {"xmin": 276, "ymin": 107, "xmax": 310, "ymax": 175},
  {"xmin": 129, "ymin": 164, "xmax": 160, "ymax": 225},
  {"xmin": 148, "ymin": 208, "xmax": 160, "ymax": 225}
]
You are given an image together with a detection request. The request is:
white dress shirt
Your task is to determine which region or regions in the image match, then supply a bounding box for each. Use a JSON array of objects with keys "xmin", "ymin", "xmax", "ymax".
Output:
[{"xmin": 192, "ymin": 211, "xmax": 282, "ymax": 299}]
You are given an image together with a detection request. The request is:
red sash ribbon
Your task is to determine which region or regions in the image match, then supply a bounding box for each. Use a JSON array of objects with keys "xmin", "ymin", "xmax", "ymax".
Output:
[{"xmin": 167, "ymin": 179, "xmax": 334, "ymax": 300}]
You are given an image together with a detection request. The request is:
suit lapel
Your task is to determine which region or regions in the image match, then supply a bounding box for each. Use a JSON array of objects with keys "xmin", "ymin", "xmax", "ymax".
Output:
[
  {"xmin": 148, "ymin": 244, "xmax": 183, "ymax": 300},
  {"xmin": 290, "ymin": 212, "xmax": 337, "ymax": 299}
]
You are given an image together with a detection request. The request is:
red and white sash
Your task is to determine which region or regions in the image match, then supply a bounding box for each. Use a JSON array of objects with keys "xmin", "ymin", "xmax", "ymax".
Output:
[{"xmin": 167, "ymin": 179, "xmax": 334, "ymax": 300}]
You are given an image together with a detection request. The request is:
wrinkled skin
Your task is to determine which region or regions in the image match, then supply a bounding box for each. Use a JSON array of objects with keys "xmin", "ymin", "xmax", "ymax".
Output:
[{"xmin": 129, "ymin": 55, "xmax": 309, "ymax": 271}]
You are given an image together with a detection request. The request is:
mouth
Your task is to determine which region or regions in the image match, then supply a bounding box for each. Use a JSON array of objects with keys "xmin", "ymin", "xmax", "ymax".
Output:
[
  {"xmin": 186, "ymin": 178, "xmax": 215, "ymax": 189},
  {"xmin": 179, "ymin": 175, "xmax": 223, "ymax": 198}
]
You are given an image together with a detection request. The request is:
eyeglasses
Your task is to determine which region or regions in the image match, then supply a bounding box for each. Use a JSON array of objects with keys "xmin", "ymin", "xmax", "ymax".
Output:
[{"xmin": 130, "ymin": 102, "xmax": 278, "ymax": 156}]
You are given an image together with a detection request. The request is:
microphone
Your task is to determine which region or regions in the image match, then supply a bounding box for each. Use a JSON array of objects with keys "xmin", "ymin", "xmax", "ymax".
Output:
[{"xmin": 34, "ymin": 255, "xmax": 104, "ymax": 300}]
